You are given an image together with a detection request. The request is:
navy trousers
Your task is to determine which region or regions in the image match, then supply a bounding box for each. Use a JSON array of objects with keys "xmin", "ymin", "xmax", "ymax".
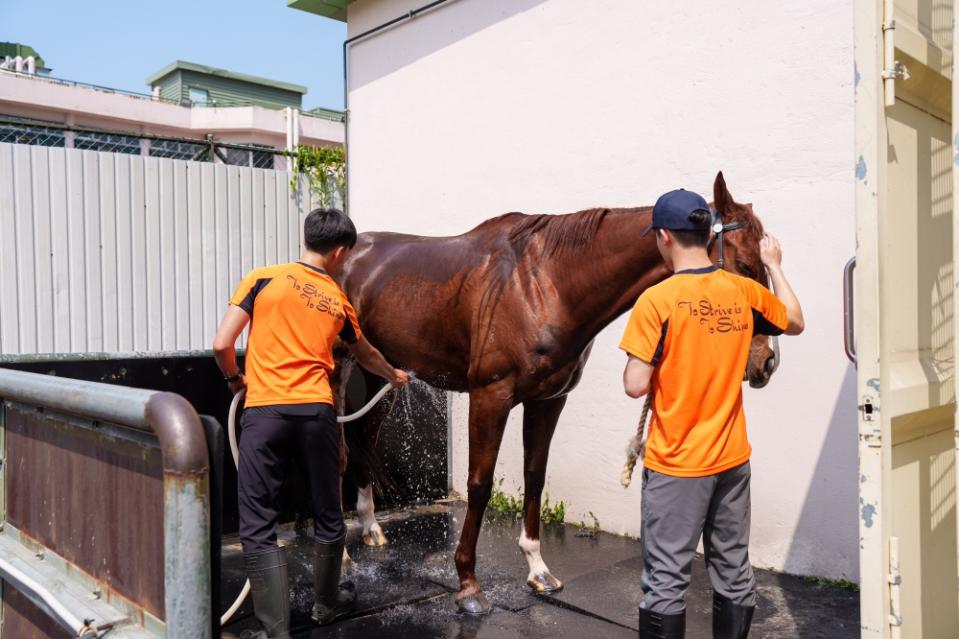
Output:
[{"xmin": 237, "ymin": 402, "xmax": 345, "ymax": 554}]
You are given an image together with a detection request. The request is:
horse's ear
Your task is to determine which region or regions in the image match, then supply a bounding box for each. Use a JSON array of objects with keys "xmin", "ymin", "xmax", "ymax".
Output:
[{"xmin": 713, "ymin": 171, "xmax": 736, "ymax": 213}]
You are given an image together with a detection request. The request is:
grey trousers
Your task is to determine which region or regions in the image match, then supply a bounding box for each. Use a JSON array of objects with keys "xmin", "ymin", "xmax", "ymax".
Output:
[{"xmin": 640, "ymin": 461, "xmax": 756, "ymax": 614}]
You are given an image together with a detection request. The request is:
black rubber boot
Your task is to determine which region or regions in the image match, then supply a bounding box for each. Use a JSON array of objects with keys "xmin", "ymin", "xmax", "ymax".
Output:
[
  {"xmin": 311, "ymin": 536, "xmax": 356, "ymax": 625},
  {"xmin": 712, "ymin": 592, "xmax": 754, "ymax": 639},
  {"xmin": 639, "ymin": 607, "xmax": 686, "ymax": 638},
  {"xmin": 243, "ymin": 547, "xmax": 291, "ymax": 639}
]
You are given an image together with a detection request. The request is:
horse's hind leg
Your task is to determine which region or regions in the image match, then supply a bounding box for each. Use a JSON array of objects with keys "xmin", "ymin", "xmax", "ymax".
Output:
[
  {"xmin": 356, "ymin": 397, "xmax": 393, "ymax": 547},
  {"xmin": 520, "ymin": 396, "xmax": 567, "ymax": 593},
  {"xmin": 349, "ymin": 367, "xmax": 396, "ymax": 547},
  {"xmin": 331, "ymin": 346, "xmax": 356, "ymax": 572},
  {"xmin": 357, "ymin": 482, "xmax": 386, "ymax": 546}
]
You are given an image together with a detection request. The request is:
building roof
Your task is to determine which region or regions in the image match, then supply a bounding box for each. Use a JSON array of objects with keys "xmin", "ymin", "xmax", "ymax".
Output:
[
  {"xmin": 287, "ymin": 0, "xmax": 349, "ymax": 22},
  {"xmin": 308, "ymin": 106, "xmax": 345, "ymax": 122},
  {"xmin": 0, "ymin": 42, "xmax": 46, "ymax": 69},
  {"xmin": 145, "ymin": 60, "xmax": 308, "ymax": 94}
]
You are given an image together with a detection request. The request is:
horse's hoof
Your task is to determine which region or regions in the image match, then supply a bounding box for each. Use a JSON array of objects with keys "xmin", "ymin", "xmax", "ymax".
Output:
[
  {"xmin": 456, "ymin": 592, "xmax": 492, "ymax": 615},
  {"xmin": 362, "ymin": 525, "xmax": 389, "ymax": 547},
  {"xmin": 527, "ymin": 572, "xmax": 563, "ymax": 594}
]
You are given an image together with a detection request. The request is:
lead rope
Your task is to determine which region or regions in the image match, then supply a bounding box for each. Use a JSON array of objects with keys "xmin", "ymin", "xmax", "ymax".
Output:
[{"xmin": 620, "ymin": 384, "xmax": 653, "ymax": 488}]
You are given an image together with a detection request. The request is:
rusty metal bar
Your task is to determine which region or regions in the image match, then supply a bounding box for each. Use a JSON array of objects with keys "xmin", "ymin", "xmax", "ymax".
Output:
[
  {"xmin": 0, "ymin": 368, "xmax": 211, "ymax": 638},
  {"xmin": 0, "ymin": 521, "xmax": 165, "ymax": 637},
  {"xmin": 0, "ymin": 548, "xmax": 91, "ymax": 637}
]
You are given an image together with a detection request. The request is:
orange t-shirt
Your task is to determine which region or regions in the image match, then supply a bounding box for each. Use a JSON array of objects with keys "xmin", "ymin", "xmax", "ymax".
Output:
[
  {"xmin": 619, "ymin": 265, "xmax": 788, "ymax": 477},
  {"xmin": 229, "ymin": 261, "xmax": 363, "ymax": 408}
]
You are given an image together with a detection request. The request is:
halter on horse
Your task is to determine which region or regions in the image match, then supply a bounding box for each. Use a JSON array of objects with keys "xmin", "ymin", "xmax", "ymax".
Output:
[{"xmin": 709, "ymin": 209, "xmax": 746, "ymax": 270}]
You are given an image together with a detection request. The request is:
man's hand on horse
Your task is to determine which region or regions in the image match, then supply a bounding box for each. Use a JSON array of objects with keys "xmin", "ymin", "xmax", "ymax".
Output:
[
  {"xmin": 759, "ymin": 232, "xmax": 805, "ymax": 335},
  {"xmin": 391, "ymin": 369, "xmax": 412, "ymax": 389},
  {"xmin": 759, "ymin": 233, "xmax": 783, "ymax": 268}
]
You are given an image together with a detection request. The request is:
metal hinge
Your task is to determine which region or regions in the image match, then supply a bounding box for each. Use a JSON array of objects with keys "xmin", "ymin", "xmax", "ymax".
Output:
[
  {"xmin": 880, "ymin": 20, "xmax": 909, "ymax": 81},
  {"xmin": 859, "ymin": 396, "xmax": 881, "ymax": 447},
  {"xmin": 862, "ymin": 432, "xmax": 882, "ymax": 448},
  {"xmin": 881, "ymin": 60, "xmax": 910, "ymax": 81}
]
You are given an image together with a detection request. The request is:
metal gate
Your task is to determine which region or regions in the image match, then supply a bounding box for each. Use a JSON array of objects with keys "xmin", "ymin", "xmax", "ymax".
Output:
[
  {"xmin": 853, "ymin": 0, "xmax": 956, "ymax": 636},
  {"xmin": 0, "ymin": 368, "xmax": 213, "ymax": 638}
]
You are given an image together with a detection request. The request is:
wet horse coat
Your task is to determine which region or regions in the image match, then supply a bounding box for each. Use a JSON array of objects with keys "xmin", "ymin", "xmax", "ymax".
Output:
[{"xmin": 332, "ymin": 173, "xmax": 777, "ymax": 612}]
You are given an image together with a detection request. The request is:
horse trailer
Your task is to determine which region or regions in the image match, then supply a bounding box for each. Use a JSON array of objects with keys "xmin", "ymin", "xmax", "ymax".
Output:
[{"xmin": 853, "ymin": 0, "xmax": 958, "ymax": 636}]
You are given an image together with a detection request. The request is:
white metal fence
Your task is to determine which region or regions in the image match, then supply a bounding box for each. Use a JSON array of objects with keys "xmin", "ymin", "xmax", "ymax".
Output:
[{"xmin": 0, "ymin": 142, "xmax": 325, "ymax": 355}]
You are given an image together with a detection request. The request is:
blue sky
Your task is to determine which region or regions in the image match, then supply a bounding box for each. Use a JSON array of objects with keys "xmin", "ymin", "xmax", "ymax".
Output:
[{"xmin": 0, "ymin": 0, "xmax": 347, "ymax": 110}]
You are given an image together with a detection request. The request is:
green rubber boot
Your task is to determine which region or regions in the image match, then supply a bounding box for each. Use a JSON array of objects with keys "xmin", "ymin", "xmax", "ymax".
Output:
[
  {"xmin": 243, "ymin": 547, "xmax": 291, "ymax": 639},
  {"xmin": 311, "ymin": 536, "xmax": 356, "ymax": 625}
]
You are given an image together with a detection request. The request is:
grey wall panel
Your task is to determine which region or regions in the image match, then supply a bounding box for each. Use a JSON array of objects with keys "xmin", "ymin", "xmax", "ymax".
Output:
[
  {"xmin": 31, "ymin": 146, "xmax": 54, "ymax": 353},
  {"xmin": 0, "ymin": 142, "xmax": 312, "ymax": 356},
  {"xmin": 49, "ymin": 147, "xmax": 71, "ymax": 353},
  {"xmin": 1, "ymin": 144, "xmax": 18, "ymax": 352}
]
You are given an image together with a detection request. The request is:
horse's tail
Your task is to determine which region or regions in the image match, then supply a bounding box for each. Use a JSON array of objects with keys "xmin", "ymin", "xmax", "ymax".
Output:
[
  {"xmin": 333, "ymin": 346, "xmax": 398, "ymax": 499},
  {"xmin": 344, "ymin": 390, "xmax": 399, "ymax": 499},
  {"xmin": 621, "ymin": 390, "xmax": 653, "ymax": 488}
]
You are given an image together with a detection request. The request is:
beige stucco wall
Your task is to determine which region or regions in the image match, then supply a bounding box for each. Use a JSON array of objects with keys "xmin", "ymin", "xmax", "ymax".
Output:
[{"xmin": 347, "ymin": 0, "xmax": 857, "ymax": 580}]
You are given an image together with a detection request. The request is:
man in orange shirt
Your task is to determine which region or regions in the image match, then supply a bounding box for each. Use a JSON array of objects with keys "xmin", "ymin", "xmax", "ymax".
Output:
[
  {"xmin": 213, "ymin": 208, "xmax": 409, "ymax": 639},
  {"xmin": 620, "ymin": 190, "xmax": 804, "ymax": 639}
]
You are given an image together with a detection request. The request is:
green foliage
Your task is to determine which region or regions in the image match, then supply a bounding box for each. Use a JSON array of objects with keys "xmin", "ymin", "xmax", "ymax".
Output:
[
  {"xmin": 488, "ymin": 477, "xmax": 523, "ymax": 518},
  {"xmin": 802, "ymin": 575, "xmax": 859, "ymax": 592},
  {"xmin": 540, "ymin": 492, "xmax": 566, "ymax": 525},
  {"xmin": 486, "ymin": 477, "xmax": 566, "ymax": 525},
  {"xmin": 289, "ymin": 144, "xmax": 345, "ymax": 207}
]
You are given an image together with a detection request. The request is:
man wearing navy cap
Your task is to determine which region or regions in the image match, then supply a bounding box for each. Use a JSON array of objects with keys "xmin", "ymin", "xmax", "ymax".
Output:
[
  {"xmin": 640, "ymin": 189, "xmax": 716, "ymax": 238},
  {"xmin": 620, "ymin": 188, "xmax": 804, "ymax": 638}
]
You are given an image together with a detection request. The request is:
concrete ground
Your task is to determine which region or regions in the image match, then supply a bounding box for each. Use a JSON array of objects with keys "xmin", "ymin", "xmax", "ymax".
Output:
[{"xmin": 221, "ymin": 500, "xmax": 859, "ymax": 638}]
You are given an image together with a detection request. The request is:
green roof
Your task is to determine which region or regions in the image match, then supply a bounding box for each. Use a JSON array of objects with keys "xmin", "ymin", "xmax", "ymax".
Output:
[
  {"xmin": 287, "ymin": 0, "xmax": 350, "ymax": 22},
  {"xmin": 308, "ymin": 107, "xmax": 345, "ymax": 122},
  {"xmin": 0, "ymin": 42, "xmax": 46, "ymax": 68},
  {"xmin": 146, "ymin": 60, "xmax": 307, "ymax": 94}
]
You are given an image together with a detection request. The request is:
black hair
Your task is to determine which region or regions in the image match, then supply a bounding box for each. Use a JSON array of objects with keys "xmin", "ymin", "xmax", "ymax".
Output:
[
  {"xmin": 303, "ymin": 208, "xmax": 357, "ymax": 253},
  {"xmin": 668, "ymin": 209, "xmax": 711, "ymax": 248}
]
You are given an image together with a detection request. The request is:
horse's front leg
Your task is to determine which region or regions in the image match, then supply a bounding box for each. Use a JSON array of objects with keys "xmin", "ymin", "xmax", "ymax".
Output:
[
  {"xmin": 454, "ymin": 383, "xmax": 513, "ymax": 614},
  {"xmin": 520, "ymin": 396, "xmax": 566, "ymax": 593}
]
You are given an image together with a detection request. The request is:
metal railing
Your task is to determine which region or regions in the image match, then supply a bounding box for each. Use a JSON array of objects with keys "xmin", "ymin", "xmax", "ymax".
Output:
[
  {"xmin": 303, "ymin": 108, "xmax": 346, "ymax": 123},
  {"xmin": 0, "ymin": 68, "xmax": 181, "ymax": 105},
  {"xmin": 190, "ymin": 101, "xmax": 345, "ymax": 121},
  {"xmin": 0, "ymin": 115, "xmax": 286, "ymax": 167},
  {"xmin": 0, "ymin": 119, "xmax": 65, "ymax": 148},
  {"xmin": 0, "ymin": 368, "xmax": 212, "ymax": 638},
  {"xmin": 1, "ymin": 68, "xmax": 345, "ymax": 121}
]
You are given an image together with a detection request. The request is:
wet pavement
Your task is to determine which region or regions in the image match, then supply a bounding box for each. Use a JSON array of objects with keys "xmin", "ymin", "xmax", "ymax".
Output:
[{"xmin": 220, "ymin": 501, "xmax": 858, "ymax": 638}]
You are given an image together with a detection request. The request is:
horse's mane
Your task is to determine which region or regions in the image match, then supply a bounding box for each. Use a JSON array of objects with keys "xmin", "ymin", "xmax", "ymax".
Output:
[
  {"xmin": 466, "ymin": 208, "xmax": 612, "ymax": 357},
  {"xmin": 473, "ymin": 207, "xmax": 610, "ymax": 259}
]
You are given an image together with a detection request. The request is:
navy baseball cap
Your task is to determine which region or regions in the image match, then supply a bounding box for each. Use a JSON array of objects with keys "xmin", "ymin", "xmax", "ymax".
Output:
[{"xmin": 642, "ymin": 189, "xmax": 712, "ymax": 237}]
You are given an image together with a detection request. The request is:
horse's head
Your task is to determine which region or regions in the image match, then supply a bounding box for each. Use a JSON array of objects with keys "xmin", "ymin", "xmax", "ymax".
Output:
[{"xmin": 711, "ymin": 172, "xmax": 780, "ymax": 389}]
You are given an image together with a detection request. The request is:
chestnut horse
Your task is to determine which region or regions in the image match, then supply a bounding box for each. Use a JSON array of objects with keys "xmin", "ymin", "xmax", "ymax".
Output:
[{"xmin": 332, "ymin": 172, "xmax": 778, "ymax": 613}]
